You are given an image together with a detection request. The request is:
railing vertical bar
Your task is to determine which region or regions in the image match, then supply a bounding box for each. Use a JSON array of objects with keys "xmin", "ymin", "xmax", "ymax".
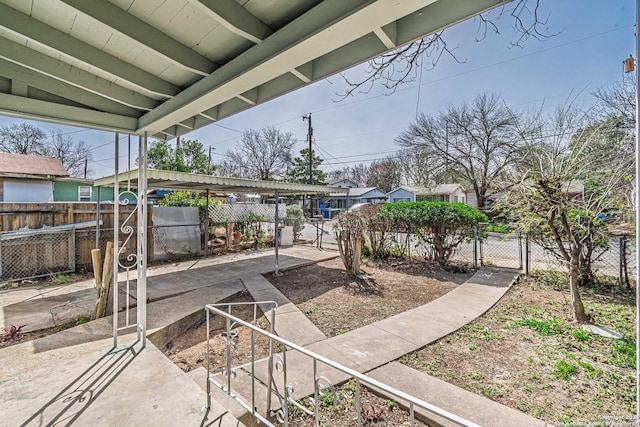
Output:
[
  {"xmin": 313, "ymin": 359, "xmax": 319, "ymax": 427},
  {"xmin": 267, "ymin": 303, "xmax": 276, "ymax": 415},
  {"xmin": 206, "ymin": 308, "xmax": 211, "ymax": 410},
  {"xmin": 125, "ymin": 270, "xmax": 130, "ymax": 326},
  {"xmin": 355, "ymin": 378, "xmax": 362, "ymax": 427},
  {"xmin": 282, "ymin": 348, "xmax": 288, "ymax": 427},
  {"xmin": 410, "ymin": 402, "xmax": 415, "ymax": 427},
  {"xmin": 251, "ymin": 317, "xmax": 256, "ymax": 413},
  {"xmin": 226, "ymin": 304, "xmax": 232, "ymax": 394}
]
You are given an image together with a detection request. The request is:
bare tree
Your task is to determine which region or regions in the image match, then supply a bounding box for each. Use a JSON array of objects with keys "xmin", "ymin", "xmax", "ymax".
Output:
[
  {"xmin": 328, "ymin": 163, "xmax": 370, "ymax": 186},
  {"xmin": 396, "ymin": 147, "xmax": 452, "ymax": 187},
  {"xmin": 42, "ymin": 131, "xmax": 93, "ymax": 177},
  {"xmin": 0, "ymin": 122, "xmax": 46, "ymax": 154},
  {"xmin": 0, "ymin": 123, "xmax": 93, "ymax": 177},
  {"xmin": 222, "ymin": 127, "xmax": 295, "ymax": 180},
  {"xmin": 396, "ymin": 93, "xmax": 522, "ymax": 208},
  {"xmin": 503, "ymin": 103, "xmax": 627, "ymax": 323},
  {"xmin": 593, "ymin": 75, "xmax": 636, "ymax": 127},
  {"xmin": 367, "ymin": 156, "xmax": 402, "ymax": 192},
  {"xmin": 338, "ymin": 0, "xmax": 555, "ymax": 98}
]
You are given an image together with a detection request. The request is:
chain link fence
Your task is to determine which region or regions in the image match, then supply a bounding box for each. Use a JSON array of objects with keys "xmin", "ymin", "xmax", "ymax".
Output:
[
  {"xmin": 525, "ymin": 233, "xmax": 637, "ymax": 283},
  {"xmin": 0, "ymin": 227, "xmax": 75, "ymax": 281},
  {"xmin": 320, "ymin": 219, "xmax": 635, "ymax": 284},
  {"xmin": 208, "ymin": 203, "xmax": 287, "ymax": 223}
]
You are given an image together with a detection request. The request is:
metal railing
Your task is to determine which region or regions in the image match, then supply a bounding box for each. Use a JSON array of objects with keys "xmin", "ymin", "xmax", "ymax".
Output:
[{"xmin": 205, "ymin": 302, "xmax": 479, "ymax": 427}]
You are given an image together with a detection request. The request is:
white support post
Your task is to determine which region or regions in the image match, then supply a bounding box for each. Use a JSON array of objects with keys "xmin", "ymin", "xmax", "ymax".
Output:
[
  {"xmin": 137, "ymin": 133, "xmax": 148, "ymax": 347},
  {"xmin": 112, "ymin": 131, "xmax": 119, "ymax": 348},
  {"xmin": 634, "ymin": 0, "xmax": 639, "ymax": 416},
  {"xmin": 274, "ymin": 189, "xmax": 279, "ymax": 276}
]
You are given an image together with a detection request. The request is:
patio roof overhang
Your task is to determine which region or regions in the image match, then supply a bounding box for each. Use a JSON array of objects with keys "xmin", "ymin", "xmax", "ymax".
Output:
[
  {"xmin": 0, "ymin": 0, "xmax": 508, "ymax": 139},
  {"xmin": 94, "ymin": 168, "xmax": 349, "ymax": 196}
]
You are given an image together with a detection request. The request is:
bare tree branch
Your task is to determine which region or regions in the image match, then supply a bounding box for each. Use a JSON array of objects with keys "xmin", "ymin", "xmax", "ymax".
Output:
[{"xmin": 337, "ymin": 0, "xmax": 558, "ymax": 98}]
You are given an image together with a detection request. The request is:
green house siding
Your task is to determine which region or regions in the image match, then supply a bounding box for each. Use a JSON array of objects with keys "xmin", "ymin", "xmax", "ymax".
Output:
[{"xmin": 53, "ymin": 181, "xmax": 116, "ymax": 202}]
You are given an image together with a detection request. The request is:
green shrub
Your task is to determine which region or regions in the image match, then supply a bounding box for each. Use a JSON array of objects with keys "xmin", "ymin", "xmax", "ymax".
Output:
[
  {"xmin": 285, "ymin": 204, "xmax": 305, "ymax": 239},
  {"xmin": 159, "ymin": 191, "xmax": 219, "ymax": 224},
  {"xmin": 379, "ymin": 202, "xmax": 488, "ymax": 267},
  {"xmin": 485, "ymin": 223, "xmax": 511, "ymax": 233}
]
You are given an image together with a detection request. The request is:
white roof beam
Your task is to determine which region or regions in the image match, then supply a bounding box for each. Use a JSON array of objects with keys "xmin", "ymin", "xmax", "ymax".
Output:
[
  {"xmin": 177, "ymin": 117, "xmax": 195, "ymax": 129},
  {"xmin": 237, "ymin": 88, "xmax": 258, "ymax": 106},
  {"xmin": 199, "ymin": 107, "xmax": 218, "ymax": 121},
  {"xmin": 138, "ymin": 0, "xmax": 437, "ymax": 131},
  {"xmin": 190, "ymin": 0, "xmax": 273, "ymax": 44},
  {"xmin": 138, "ymin": 0, "xmax": 507, "ymax": 133},
  {"xmin": 9, "ymin": 80, "xmax": 27, "ymax": 97},
  {"xmin": 290, "ymin": 63, "xmax": 312, "ymax": 83},
  {"xmin": 0, "ymin": 2, "xmax": 178, "ymax": 99},
  {"xmin": 60, "ymin": 0, "xmax": 216, "ymax": 77},
  {"xmin": 374, "ymin": 22, "xmax": 397, "ymax": 49},
  {"xmin": 0, "ymin": 58, "xmax": 141, "ymax": 116},
  {"xmin": 0, "ymin": 37, "xmax": 157, "ymax": 111},
  {"xmin": 0, "ymin": 93, "xmax": 137, "ymax": 132}
]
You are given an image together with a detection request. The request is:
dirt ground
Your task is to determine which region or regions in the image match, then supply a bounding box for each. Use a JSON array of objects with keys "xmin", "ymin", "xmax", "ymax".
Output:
[
  {"xmin": 166, "ymin": 257, "xmax": 470, "ymax": 372},
  {"xmin": 266, "ymin": 257, "xmax": 472, "ymax": 337},
  {"xmin": 401, "ymin": 273, "xmax": 636, "ymax": 425},
  {"xmin": 166, "ymin": 290, "xmax": 273, "ymax": 375}
]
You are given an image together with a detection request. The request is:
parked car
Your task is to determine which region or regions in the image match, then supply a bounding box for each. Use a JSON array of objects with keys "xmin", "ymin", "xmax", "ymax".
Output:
[{"xmin": 346, "ymin": 203, "xmax": 371, "ymax": 212}]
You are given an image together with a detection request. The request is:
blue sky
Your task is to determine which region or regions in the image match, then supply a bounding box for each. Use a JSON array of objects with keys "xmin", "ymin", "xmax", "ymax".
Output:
[{"xmin": 0, "ymin": 0, "xmax": 635, "ymax": 178}]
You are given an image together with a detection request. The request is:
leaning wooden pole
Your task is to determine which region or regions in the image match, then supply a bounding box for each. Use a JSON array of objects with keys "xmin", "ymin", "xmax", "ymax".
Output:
[{"xmin": 92, "ymin": 241, "xmax": 114, "ymax": 320}]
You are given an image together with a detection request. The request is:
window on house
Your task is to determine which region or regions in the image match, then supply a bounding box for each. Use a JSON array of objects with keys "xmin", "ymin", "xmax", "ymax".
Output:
[{"xmin": 78, "ymin": 186, "xmax": 92, "ymax": 202}]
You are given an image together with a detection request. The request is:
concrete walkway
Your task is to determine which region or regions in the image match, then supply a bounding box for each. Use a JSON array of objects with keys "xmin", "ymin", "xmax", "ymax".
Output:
[
  {"xmin": 0, "ymin": 246, "xmax": 336, "ymax": 332},
  {"xmin": 226, "ymin": 268, "xmax": 519, "ymax": 399}
]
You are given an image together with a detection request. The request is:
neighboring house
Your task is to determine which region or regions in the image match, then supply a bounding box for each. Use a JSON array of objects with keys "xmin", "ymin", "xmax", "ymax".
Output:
[
  {"xmin": 0, "ymin": 153, "xmax": 69, "ymax": 202},
  {"xmin": 465, "ymin": 189, "xmax": 501, "ymax": 209},
  {"xmin": 387, "ymin": 184, "xmax": 466, "ymax": 203},
  {"xmin": 330, "ymin": 179, "xmax": 358, "ymax": 189},
  {"xmin": 53, "ymin": 177, "xmax": 116, "ymax": 202},
  {"xmin": 465, "ymin": 181, "xmax": 583, "ymax": 209},
  {"xmin": 323, "ymin": 186, "xmax": 387, "ymax": 209}
]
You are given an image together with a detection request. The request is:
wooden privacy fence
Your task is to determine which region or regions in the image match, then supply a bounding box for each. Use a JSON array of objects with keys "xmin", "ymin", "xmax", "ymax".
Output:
[{"xmin": 0, "ymin": 203, "xmax": 152, "ymax": 280}]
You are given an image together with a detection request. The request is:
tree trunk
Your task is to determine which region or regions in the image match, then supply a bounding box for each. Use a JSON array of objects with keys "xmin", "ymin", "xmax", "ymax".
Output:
[{"xmin": 569, "ymin": 249, "xmax": 589, "ymax": 323}]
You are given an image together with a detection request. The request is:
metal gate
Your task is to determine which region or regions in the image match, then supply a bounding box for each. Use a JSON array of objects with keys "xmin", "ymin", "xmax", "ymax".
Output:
[{"xmin": 478, "ymin": 224, "xmax": 523, "ymax": 270}]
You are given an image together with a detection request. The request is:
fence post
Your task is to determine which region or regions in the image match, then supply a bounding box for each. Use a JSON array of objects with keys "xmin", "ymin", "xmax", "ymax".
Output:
[
  {"xmin": 473, "ymin": 226, "xmax": 478, "ymax": 268},
  {"xmin": 525, "ymin": 234, "xmax": 530, "ymax": 276},
  {"xmin": 69, "ymin": 228, "xmax": 76, "ymax": 272},
  {"xmin": 518, "ymin": 232, "xmax": 523, "ymax": 270},
  {"xmin": 619, "ymin": 236, "xmax": 624, "ymax": 285}
]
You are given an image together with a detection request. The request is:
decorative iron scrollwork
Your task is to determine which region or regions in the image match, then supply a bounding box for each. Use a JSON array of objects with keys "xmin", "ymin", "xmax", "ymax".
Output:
[{"xmin": 116, "ymin": 191, "xmax": 140, "ymax": 270}]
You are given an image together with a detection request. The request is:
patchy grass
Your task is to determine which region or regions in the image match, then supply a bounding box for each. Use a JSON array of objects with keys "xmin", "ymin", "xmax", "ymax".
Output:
[{"xmin": 401, "ymin": 272, "xmax": 636, "ymax": 425}]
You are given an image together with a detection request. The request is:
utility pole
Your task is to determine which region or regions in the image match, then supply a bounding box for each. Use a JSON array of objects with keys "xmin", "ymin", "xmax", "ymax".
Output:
[
  {"xmin": 303, "ymin": 113, "xmax": 313, "ymax": 216},
  {"xmin": 303, "ymin": 113, "xmax": 313, "ymax": 184}
]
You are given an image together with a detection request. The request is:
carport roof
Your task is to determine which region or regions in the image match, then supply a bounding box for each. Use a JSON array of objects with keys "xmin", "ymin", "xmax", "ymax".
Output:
[
  {"xmin": 0, "ymin": 0, "xmax": 507, "ymax": 140},
  {"xmin": 94, "ymin": 168, "xmax": 349, "ymax": 196}
]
